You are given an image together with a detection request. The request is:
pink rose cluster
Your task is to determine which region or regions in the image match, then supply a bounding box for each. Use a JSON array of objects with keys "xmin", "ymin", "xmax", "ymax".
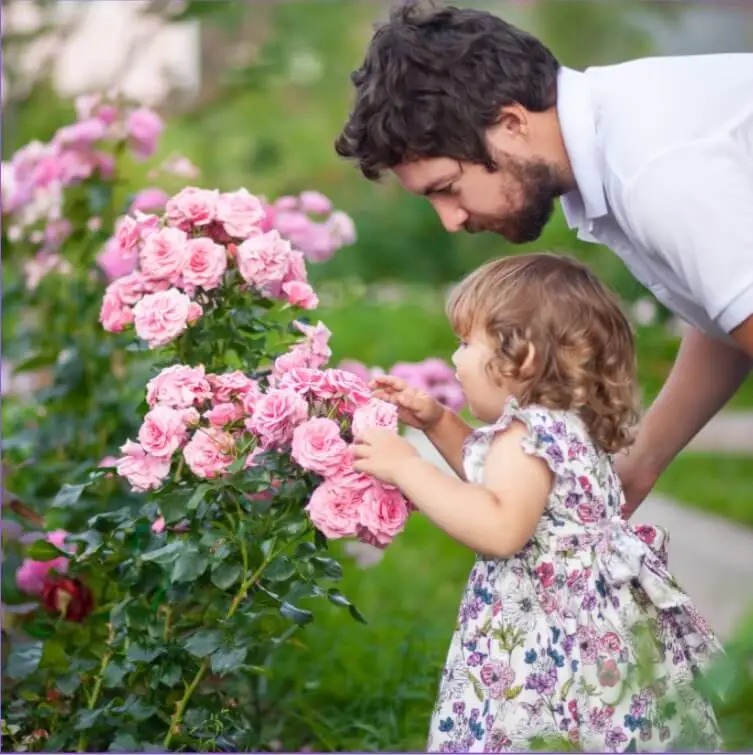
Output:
[
  {"xmin": 268, "ymin": 191, "xmax": 357, "ymax": 263},
  {"xmin": 340, "ymin": 357, "xmax": 465, "ymax": 412},
  {"xmin": 2, "ymin": 93, "xmax": 164, "ymax": 251},
  {"xmin": 117, "ymin": 322, "xmax": 411, "ymax": 548},
  {"xmin": 99, "ymin": 185, "xmax": 322, "ymax": 347}
]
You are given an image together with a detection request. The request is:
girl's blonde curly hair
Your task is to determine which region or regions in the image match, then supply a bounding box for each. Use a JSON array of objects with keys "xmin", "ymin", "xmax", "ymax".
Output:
[{"xmin": 447, "ymin": 253, "xmax": 640, "ymax": 454}]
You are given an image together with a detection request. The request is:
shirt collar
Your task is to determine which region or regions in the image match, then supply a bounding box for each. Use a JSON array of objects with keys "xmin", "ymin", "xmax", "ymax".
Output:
[{"xmin": 557, "ymin": 66, "xmax": 608, "ymax": 229}]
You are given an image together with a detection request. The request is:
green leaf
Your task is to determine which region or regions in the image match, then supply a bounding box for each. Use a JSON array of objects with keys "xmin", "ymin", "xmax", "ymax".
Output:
[
  {"xmin": 57, "ymin": 672, "xmax": 81, "ymax": 695},
  {"xmin": 140, "ymin": 539, "xmax": 184, "ymax": 564},
  {"xmin": 126, "ymin": 643, "xmax": 164, "ymax": 664},
  {"xmin": 265, "ymin": 555, "xmax": 296, "ymax": 582},
  {"xmin": 327, "ymin": 589, "xmax": 367, "ymax": 624},
  {"xmin": 12, "ymin": 351, "xmax": 58, "ymax": 373},
  {"xmin": 210, "ymin": 647, "xmax": 247, "ymax": 676},
  {"xmin": 103, "ymin": 661, "xmax": 129, "ymax": 688},
  {"xmin": 7, "ymin": 640, "xmax": 43, "ymax": 679},
  {"xmin": 26, "ymin": 539, "xmax": 68, "ymax": 562},
  {"xmin": 74, "ymin": 706, "xmax": 106, "ymax": 731},
  {"xmin": 108, "ymin": 732, "xmax": 140, "ymax": 752},
  {"xmin": 52, "ymin": 483, "xmax": 87, "ymax": 508},
  {"xmin": 171, "ymin": 548, "xmax": 208, "ymax": 582},
  {"xmin": 183, "ymin": 630, "xmax": 222, "ymax": 658},
  {"xmin": 280, "ymin": 601, "xmax": 314, "ymax": 626},
  {"xmin": 71, "ymin": 529, "xmax": 104, "ymax": 560},
  {"xmin": 186, "ymin": 483, "xmax": 210, "ymax": 510},
  {"xmin": 210, "ymin": 562, "xmax": 242, "ymax": 590},
  {"xmin": 311, "ymin": 556, "xmax": 343, "ymax": 580},
  {"xmin": 160, "ymin": 663, "xmax": 182, "ymax": 687}
]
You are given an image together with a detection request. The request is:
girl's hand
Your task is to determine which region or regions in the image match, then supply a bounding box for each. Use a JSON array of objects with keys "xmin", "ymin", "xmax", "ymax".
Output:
[
  {"xmin": 369, "ymin": 375, "xmax": 446, "ymax": 430},
  {"xmin": 352, "ymin": 428, "xmax": 421, "ymax": 486}
]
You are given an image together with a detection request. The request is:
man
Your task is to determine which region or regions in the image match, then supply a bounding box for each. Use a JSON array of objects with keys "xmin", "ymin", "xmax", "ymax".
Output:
[{"xmin": 335, "ymin": 1, "xmax": 753, "ymax": 516}]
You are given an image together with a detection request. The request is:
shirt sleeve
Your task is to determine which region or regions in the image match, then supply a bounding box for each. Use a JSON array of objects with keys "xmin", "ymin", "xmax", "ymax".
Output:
[{"xmin": 623, "ymin": 140, "xmax": 753, "ymax": 333}]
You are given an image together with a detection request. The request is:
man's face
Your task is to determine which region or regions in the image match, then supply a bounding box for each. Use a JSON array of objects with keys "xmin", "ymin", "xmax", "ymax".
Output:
[{"xmin": 393, "ymin": 151, "xmax": 566, "ymax": 244}]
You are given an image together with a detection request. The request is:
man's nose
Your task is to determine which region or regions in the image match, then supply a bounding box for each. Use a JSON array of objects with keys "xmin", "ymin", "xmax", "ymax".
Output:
[{"xmin": 432, "ymin": 199, "xmax": 468, "ymax": 233}]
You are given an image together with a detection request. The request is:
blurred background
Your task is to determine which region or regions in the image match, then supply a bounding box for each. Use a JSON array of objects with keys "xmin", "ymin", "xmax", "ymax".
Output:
[{"xmin": 3, "ymin": 0, "xmax": 752, "ymax": 750}]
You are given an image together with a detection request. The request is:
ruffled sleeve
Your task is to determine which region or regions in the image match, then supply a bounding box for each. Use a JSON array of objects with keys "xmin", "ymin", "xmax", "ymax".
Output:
[{"xmin": 468, "ymin": 397, "xmax": 573, "ymax": 479}]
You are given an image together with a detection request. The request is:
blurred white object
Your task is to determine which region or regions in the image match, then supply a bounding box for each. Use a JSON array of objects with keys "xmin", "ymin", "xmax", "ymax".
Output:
[{"xmin": 3, "ymin": 0, "xmax": 200, "ymax": 106}]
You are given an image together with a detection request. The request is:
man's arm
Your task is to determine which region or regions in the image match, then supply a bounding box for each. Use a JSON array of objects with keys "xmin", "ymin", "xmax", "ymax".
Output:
[{"xmin": 618, "ymin": 326, "xmax": 751, "ymax": 516}]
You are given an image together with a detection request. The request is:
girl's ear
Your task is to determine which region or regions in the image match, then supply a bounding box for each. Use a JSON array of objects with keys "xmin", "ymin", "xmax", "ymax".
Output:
[{"xmin": 520, "ymin": 343, "xmax": 537, "ymax": 378}]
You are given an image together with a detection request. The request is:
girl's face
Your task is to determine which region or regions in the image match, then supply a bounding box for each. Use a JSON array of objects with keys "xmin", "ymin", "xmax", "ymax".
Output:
[{"xmin": 452, "ymin": 330, "xmax": 516, "ymax": 423}]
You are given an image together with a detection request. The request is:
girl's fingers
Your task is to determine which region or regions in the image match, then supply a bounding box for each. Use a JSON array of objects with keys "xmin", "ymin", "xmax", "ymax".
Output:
[{"xmin": 370, "ymin": 375, "xmax": 408, "ymax": 391}]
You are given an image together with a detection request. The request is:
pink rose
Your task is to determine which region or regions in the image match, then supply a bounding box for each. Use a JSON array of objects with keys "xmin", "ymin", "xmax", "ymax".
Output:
[
  {"xmin": 319, "ymin": 368, "xmax": 372, "ymax": 413},
  {"xmin": 54, "ymin": 118, "xmax": 107, "ymax": 148},
  {"xmin": 291, "ymin": 417, "xmax": 349, "ymax": 477},
  {"xmin": 283, "ymin": 280, "xmax": 318, "ymax": 310},
  {"xmin": 183, "ymin": 427, "xmax": 235, "ymax": 479},
  {"xmin": 116, "ymin": 439, "xmax": 172, "ymax": 492},
  {"xmin": 236, "ymin": 230, "xmax": 295, "ymax": 297},
  {"xmin": 132, "ymin": 288, "xmax": 200, "ymax": 348},
  {"xmin": 165, "ymin": 186, "xmax": 219, "ymax": 229},
  {"xmin": 114, "ymin": 215, "xmax": 143, "ymax": 257},
  {"xmin": 208, "ymin": 371, "xmax": 260, "ymax": 403},
  {"xmin": 15, "ymin": 529, "xmax": 71, "ymax": 596},
  {"xmin": 146, "ymin": 364, "xmax": 212, "ymax": 408},
  {"xmin": 576, "ymin": 501, "xmax": 605, "ymax": 524},
  {"xmin": 127, "ymin": 107, "xmax": 163, "ymax": 160},
  {"xmin": 139, "ymin": 227, "xmax": 188, "ymax": 281},
  {"xmin": 299, "ymin": 190, "xmax": 333, "ymax": 215},
  {"xmin": 182, "ymin": 237, "xmax": 227, "ymax": 290},
  {"xmin": 295, "ymin": 320, "xmax": 331, "ymax": 359},
  {"xmin": 305, "ymin": 477, "xmax": 363, "ymax": 539},
  {"xmin": 98, "ymin": 237, "xmax": 138, "ymax": 281},
  {"xmin": 138, "ymin": 405, "xmax": 188, "ymax": 458},
  {"xmin": 247, "ymin": 389, "xmax": 309, "ymax": 448},
  {"xmin": 358, "ymin": 482, "xmax": 410, "ymax": 546},
  {"xmin": 273, "ymin": 344, "xmax": 317, "ymax": 376},
  {"xmin": 216, "ymin": 188, "xmax": 265, "ymax": 238},
  {"xmin": 325, "ymin": 210, "xmax": 357, "ymax": 247},
  {"xmin": 275, "ymin": 367, "xmax": 327, "ymax": 398},
  {"xmin": 99, "ymin": 289, "xmax": 134, "ymax": 333},
  {"xmin": 273, "ymin": 210, "xmax": 310, "ymax": 239},
  {"xmin": 107, "ymin": 271, "xmax": 148, "ymax": 306},
  {"xmin": 152, "ymin": 516, "xmax": 166, "ymax": 534},
  {"xmin": 130, "ymin": 187, "xmax": 169, "ymax": 213},
  {"xmin": 204, "ymin": 402, "xmax": 245, "ymax": 428},
  {"xmin": 339, "ymin": 359, "xmax": 376, "ymax": 384},
  {"xmin": 352, "ymin": 398, "xmax": 398, "ymax": 438}
]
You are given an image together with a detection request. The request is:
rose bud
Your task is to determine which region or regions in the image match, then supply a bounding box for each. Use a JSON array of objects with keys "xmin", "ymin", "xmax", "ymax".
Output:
[{"xmin": 41, "ymin": 576, "xmax": 94, "ymax": 622}]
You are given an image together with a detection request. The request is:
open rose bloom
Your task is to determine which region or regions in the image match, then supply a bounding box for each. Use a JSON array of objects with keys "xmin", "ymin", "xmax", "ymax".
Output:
[{"xmin": 99, "ymin": 185, "xmax": 355, "ymax": 349}]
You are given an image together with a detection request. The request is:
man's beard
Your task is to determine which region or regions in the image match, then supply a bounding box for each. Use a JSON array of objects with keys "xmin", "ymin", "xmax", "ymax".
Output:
[{"xmin": 464, "ymin": 156, "xmax": 567, "ymax": 244}]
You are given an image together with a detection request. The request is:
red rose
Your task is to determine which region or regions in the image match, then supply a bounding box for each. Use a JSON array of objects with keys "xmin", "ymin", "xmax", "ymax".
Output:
[{"xmin": 41, "ymin": 576, "xmax": 94, "ymax": 622}]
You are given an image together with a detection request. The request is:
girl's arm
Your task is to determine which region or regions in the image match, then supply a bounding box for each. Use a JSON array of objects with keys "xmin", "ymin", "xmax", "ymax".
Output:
[
  {"xmin": 424, "ymin": 408, "xmax": 474, "ymax": 480},
  {"xmin": 355, "ymin": 422, "xmax": 552, "ymax": 559}
]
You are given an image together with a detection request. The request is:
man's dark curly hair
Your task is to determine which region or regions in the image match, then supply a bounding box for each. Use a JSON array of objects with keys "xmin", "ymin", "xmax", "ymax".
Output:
[{"xmin": 335, "ymin": 0, "xmax": 560, "ymax": 180}]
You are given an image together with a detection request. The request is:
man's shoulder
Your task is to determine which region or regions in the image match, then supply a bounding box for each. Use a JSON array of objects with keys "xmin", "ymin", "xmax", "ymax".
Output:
[{"xmin": 588, "ymin": 53, "xmax": 753, "ymax": 192}]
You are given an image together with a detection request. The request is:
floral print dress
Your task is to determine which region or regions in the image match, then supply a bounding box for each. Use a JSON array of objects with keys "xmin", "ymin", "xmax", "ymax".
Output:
[{"xmin": 427, "ymin": 398, "xmax": 722, "ymax": 753}]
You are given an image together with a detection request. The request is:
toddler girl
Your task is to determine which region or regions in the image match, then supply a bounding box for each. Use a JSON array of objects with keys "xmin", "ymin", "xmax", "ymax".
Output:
[{"xmin": 352, "ymin": 253, "xmax": 722, "ymax": 753}]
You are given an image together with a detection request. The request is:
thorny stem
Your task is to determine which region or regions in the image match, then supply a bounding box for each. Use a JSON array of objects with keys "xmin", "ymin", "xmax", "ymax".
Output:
[
  {"xmin": 163, "ymin": 550, "xmax": 277, "ymax": 749},
  {"xmin": 77, "ymin": 623, "xmax": 115, "ymax": 753}
]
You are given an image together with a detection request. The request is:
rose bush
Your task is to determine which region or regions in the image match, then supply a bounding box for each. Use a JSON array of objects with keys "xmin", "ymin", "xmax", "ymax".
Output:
[{"xmin": 1, "ymin": 184, "xmax": 405, "ymax": 753}]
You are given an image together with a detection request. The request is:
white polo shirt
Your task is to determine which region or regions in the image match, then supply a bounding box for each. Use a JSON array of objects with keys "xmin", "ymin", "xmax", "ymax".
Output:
[{"xmin": 557, "ymin": 54, "xmax": 753, "ymax": 341}]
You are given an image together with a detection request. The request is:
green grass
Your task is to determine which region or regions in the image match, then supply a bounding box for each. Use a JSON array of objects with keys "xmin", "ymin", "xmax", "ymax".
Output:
[
  {"xmin": 271, "ymin": 515, "xmax": 470, "ymax": 752},
  {"xmin": 656, "ymin": 454, "xmax": 753, "ymax": 528}
]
